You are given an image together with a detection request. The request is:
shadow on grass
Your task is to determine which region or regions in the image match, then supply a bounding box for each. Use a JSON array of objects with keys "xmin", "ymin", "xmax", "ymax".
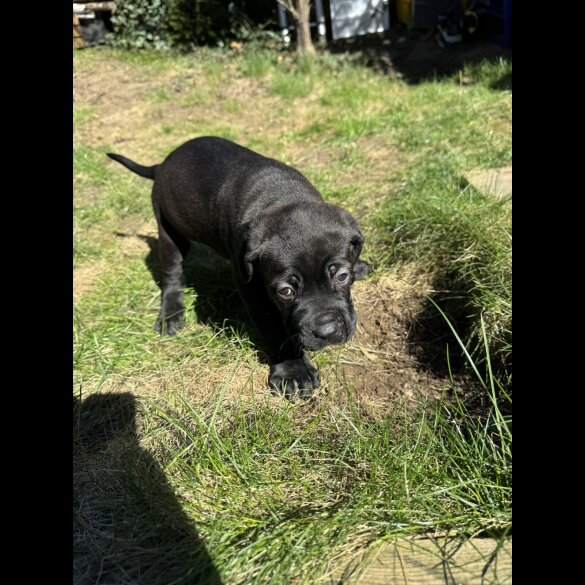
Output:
[
  {"xmin": 128, "ymin": 234, "xmax": 270, "ymax": 362},
  {"xmin": 328, "ymin": 27, "xmax": 511, "ymax": 86},
  {"xmin": 73, "ymin": 392, "xmax": 223, "ymax": 585},
  {"xmin": 404, "ymin": 275, "xmax": 473, "ymax": 379},
  {"xmin": 489, "ymin": 71, "xmax": 512, "ymax": 90},
  {"xmin": 403, "ymin": 271, "xmax": 512, "ymax": 413}
]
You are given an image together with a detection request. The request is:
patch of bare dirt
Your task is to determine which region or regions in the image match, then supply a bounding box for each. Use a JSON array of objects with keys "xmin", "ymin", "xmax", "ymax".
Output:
[
  {"xmin": 113, "ymin": 219, "xmax": 158, "ymax": 255},
  {"xmin": 332, "ymin": 269, "xmax": 457, "ymax": 415},
  {"xmin": 74, "ymin": 58, "xmax": 320, "ymax": 161},
  {"xmin": 282, "ymin": 134, "xmax": 402, "ymax": 224},
  {"xmin": 74, "ymin": 260, "xmax": 108, "ymax": 303},
  {"xmin": 218, "ymin": 72, "xmax": 327, "ymax": 141},
  {"xmin": 74, "ymin": 220, "xmax": 157, "ymax": 302},
  {"xmin": 74, "ymin": 60, "xmax": 169, "ymax": 152},
  {"xmin": 354, "ymin": 134, "xmax": 401, "ymax": 177},
  {"xmin": 285, "ymin": 134, "xmax": 400, "ymax": 174},
  {"xmin": 341, "ymin": 135, "xmax": 402, "ymax": 214}
]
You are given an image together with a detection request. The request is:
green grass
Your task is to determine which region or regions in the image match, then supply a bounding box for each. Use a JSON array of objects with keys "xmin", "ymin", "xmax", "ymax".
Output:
[
  {"xmin": 184, "ymin": 341, "xmax": 508, "ymax": 575},
  {"xmin": 239, "ymin": 49, "xmax": 274, "ymax": 77},
  {"xmin": 148, "ymin": 87, "xmax": 172, "ymax": 102},
  {"xmin": 73, "ymin": 145, "xmax": 154, "ymax": 266},
  {"xmin": 110, "ymin": 47, "xmax": 177, "ymax": 75},
  {"xmin": 459, "ymin": 57, "xmax": 513, "ymax": 90},
  {"xmin": 271, "ymin": 71, "xmax": 314, "ymax": 99},
  {"xmin": 74, "ymin": 332, "xmax": 510, "ymax": 584},
  {"xmin": 73, "ymin": 105, "xmax": 96, "ymax": 127},
  {"xmin": 74, "ymin": 46, "xmax": 512, "ymax": 584}
]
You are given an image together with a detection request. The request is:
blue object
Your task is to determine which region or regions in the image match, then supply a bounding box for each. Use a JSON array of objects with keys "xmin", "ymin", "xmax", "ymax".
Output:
[{"xmin": 489, "ymin": 0, "xmax": 512, "ymax": 47}]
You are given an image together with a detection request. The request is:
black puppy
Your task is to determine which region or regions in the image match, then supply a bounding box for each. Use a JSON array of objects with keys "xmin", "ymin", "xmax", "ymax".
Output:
[{"xmin": 108, "ymin": 136, "xmax": 370, "ymax": 397}]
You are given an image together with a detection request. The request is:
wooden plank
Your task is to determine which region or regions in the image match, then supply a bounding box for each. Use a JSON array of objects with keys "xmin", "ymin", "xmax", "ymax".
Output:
[
  {"xmin": 73, "ymin": 13, "xmax": 84, "ymax": 49},
  {"xmin": 464, "ymin": 166, "xmax": 512, "ymax": 200},
  {"xmin": 323, "ymin": 537, "xmax": 512, "ymax": 584},
  {"xmin": 80, "ymin": 2, "xmax": 116, "ymax": 12}
]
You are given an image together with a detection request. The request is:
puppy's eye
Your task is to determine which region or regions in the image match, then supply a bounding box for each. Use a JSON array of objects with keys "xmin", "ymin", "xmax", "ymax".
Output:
[
  {"xmin": 337, "ymin": 272, "xmax": 349, "ymax": 284},
  {"xmin": 278, "ymin": 287, "xmax": 294, "ymax": 299}
]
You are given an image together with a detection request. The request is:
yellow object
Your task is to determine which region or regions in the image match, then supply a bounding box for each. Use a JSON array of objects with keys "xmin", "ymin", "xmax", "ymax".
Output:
[
  {"xmin": 396, "ymin": 0, "xmax": 412, "ymax": 25},
  {"xmin": 396, "ymin": 1, "xmax": 469, "ymax": 28}
]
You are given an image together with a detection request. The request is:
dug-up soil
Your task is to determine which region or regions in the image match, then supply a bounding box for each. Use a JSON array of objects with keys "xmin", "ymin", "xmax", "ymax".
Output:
[{"xmin": 339, "ymin": 271, "xmax": 458, "ymax": 414}]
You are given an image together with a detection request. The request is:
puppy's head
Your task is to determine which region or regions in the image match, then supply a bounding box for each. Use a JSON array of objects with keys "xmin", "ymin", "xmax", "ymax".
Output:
[{"xmin": 240, "ymin": 202, "xmax": 370, "ymax": 351}]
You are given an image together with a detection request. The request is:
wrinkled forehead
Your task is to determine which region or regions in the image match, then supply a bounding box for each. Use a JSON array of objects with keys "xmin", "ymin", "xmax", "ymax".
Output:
[{"xmin": 263, "ymin": 231, "xmax": 352, "ymax": 280}]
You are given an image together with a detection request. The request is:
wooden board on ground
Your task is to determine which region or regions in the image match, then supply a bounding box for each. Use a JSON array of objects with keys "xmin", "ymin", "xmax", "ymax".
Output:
[
  {"xmin": 464, "ymin": 166, "xmax": 512, "ymax": 200},
  {"xmin": 324, "ymin": 537, "xmax": 512, "ymax": 584}
]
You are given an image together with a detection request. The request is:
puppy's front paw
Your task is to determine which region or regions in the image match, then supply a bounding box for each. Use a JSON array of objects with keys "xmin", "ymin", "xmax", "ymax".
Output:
[
  {"xmin": 155, "ymin": 311, "xmax": 184, "ymax": 336},
  {"xmin": 269, "ymin": 355, "xmax": 320, "ymax": 399}
]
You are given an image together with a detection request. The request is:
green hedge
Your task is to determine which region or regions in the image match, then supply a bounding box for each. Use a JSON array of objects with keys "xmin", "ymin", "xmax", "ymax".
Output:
[{"xmin": 110, "ymin": 0, "xmax": 277, "ymax": 50}]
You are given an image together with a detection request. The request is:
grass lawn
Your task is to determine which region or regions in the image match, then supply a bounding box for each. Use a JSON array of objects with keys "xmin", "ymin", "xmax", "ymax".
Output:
[{"xmin": 74, "ymin": 45, "xmax": 511, "ymax": 584}]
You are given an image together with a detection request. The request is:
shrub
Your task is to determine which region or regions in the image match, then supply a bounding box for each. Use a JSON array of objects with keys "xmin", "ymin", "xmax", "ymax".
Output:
[
  {"xmin": 110, "ymin": 0, "xmax": 171, "ymax": 50},
  {"xmin": 110, "ymin": 0, "xmax": 277, "ymax": 50}
]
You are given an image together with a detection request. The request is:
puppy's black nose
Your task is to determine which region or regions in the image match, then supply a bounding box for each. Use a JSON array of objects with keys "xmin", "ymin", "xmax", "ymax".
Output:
[{"xmin": 312, "ymin": 313, "xmax": 339, "ymax": 340}]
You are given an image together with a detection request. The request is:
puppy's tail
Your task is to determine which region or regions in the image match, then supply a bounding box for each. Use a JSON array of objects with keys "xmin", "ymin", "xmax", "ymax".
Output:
[{"xmin": 106, "ymin": 152, "xmax": 157, "ymax": 180}]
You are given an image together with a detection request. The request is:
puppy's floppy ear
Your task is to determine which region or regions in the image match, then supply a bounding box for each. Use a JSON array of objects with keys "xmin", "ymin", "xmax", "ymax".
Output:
[
  {"xmin": 236, "ymin": 222, "xmax": 262, "ymax": 284},
  {"xmin": 353, "ymin": 259, "xmax": 371, "ymax": 281},
  {"xmin": 349, "ymin": 232, "xmax": 372, "ymax": 280},
  {"xmin": 239, "ymin": 248, "xmax": 258, "ymax": 284},
  {"xmin": 349, "ymin": 232, "xmax": 364, "ymax": 261}
]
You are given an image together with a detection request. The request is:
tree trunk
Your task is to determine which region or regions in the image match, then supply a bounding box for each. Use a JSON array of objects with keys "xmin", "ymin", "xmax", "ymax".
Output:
[
  {"xmin": 295, "ymin": 0, "xmax": 316, "ymax": 56},
  {"xmin": 278, "ymin": 0, "xmax": 316, "ymax": 56}
]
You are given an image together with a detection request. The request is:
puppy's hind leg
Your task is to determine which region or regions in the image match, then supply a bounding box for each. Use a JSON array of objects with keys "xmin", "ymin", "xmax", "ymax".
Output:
[{"xmin": 155, "ymin": 210, "xmax": 190, "ymax": 335}]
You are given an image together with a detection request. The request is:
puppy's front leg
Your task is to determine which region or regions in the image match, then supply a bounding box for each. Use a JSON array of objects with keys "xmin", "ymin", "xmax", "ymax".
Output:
[{"xmin": 234, "ymin": 275, "xmax": 319, "ymax": 398}]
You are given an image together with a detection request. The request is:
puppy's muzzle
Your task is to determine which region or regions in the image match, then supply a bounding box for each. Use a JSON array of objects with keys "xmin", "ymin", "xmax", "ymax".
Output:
[
  {"xmin": 310, "ymin": 311, "xmax": 350, "ymax": 346},
  {"xmin": 309, "ymin": 311, "xmax": 349, "ymax": 345}
]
